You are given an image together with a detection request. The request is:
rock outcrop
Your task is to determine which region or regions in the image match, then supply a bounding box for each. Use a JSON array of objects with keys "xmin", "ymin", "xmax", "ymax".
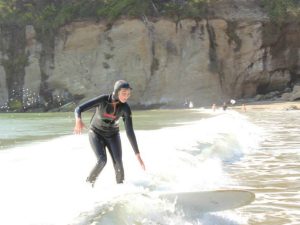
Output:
[{"xmin": 0, "ymin": 0, "xmax": 299, "ymax": 111}]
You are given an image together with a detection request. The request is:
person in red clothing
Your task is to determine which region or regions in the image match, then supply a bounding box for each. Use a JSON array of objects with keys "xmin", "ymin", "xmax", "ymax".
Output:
[{"xmin": 74, "ymin": 80, "xmax": 145, "ymax": 186}]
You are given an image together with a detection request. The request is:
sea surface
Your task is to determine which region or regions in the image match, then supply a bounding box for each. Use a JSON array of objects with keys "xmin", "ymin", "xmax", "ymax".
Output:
[{"xmin": 0, "ymin": 107, "xmax": 299, "ymax": 225}]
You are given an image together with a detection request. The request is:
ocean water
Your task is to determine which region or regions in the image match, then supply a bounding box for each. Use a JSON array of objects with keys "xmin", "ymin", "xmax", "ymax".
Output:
[{"xmin": 0, "ymin": 108, "xmax": 299, "ymax": 225}]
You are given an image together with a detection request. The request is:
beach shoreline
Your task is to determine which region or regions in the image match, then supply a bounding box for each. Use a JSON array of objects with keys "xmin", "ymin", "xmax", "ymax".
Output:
[{"xmin": 229, "ymin": 100, "xmax": 300, "ymax": 111}]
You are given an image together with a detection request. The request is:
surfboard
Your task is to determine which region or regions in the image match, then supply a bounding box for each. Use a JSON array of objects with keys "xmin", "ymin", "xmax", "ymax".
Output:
[{"xmin": 158, "ymin": 190, "xmax": 255, "ymax": 213}]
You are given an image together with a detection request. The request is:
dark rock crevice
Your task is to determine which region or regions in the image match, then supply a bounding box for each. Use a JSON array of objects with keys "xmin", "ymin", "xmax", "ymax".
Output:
[
  {"xmin": 37, "ymin": 31, "xmax": 56, "ymax": 111},
  {"xmin": 0, "ymin": 24, "xmax": 27, "ymax": 111}
]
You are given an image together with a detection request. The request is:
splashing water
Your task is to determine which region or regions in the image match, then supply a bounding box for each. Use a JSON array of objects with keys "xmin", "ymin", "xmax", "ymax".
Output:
[{"xmin": 0, "ymin": 110, "xmax": 261, "ymax": 225}]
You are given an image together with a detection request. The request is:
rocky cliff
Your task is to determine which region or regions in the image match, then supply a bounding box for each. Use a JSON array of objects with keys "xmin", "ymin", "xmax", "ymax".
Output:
[{"xmin": 0, "ymin": 0, "xmax": 299, "ymax": 111}]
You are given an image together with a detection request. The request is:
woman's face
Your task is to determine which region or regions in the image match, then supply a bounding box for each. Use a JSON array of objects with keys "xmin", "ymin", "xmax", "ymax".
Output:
[{"xmin": 118, "ymin": 88, "xmax": 131, "ymax": 103}]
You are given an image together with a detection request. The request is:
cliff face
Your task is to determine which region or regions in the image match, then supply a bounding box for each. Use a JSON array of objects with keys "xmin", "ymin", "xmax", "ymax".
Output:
[{"xmin": 0, "ymin": 0, "xmax": 299, "ymax": 111}]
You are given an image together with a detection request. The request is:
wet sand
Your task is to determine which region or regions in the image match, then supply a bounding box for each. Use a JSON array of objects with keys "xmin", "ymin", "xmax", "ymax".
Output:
[{"xmin": 230, "ymin": 100, "xmax": 300, "ymax": 111}]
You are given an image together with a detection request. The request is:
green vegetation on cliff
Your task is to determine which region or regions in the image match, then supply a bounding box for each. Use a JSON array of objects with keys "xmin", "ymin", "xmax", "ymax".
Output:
[
  {"xmin": 0, "ymin": 1, "xmax": 215, "ymax": 53},
  {"xmin": 0, "ymin": 0, "xmax": 214, "ymax": 28},
  {"xmin": 0, "ymin": 0, "xmax": 299, "ymax": 36},
  {"xmin": 0, "ymin": 0, "xmax": 299, "ymax": 32},
  {"xmin": 262, "ymin": 0, "xmax": 300, "ymax": 23}
]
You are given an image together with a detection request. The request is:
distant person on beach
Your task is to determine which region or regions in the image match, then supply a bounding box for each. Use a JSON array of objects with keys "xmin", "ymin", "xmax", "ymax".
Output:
[
  {"xmin": 184, "ymin": 98, "xmax": 190, "ymax": 108},
  {"xmin": 73, "ymin": 80, "xmax": 145, "ymax": 186},
  {"xmin": 212, "ymin": 103, "xmax": 216, "ymax": 111},
  {"xmin": 222, "ymin": 102, "xmax": 228, "ymax": 111}
]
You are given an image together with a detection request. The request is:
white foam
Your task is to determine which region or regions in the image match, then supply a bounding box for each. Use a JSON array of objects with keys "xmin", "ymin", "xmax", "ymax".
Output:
[{"xmin": 0, "ymin": 111, "xmax": 260, "ymax": 225}]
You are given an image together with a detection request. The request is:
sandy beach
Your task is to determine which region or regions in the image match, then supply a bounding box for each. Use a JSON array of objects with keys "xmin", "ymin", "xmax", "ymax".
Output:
[{"xmin": 230, "ymin": 100, "xmax": 300, "ymax": 111}]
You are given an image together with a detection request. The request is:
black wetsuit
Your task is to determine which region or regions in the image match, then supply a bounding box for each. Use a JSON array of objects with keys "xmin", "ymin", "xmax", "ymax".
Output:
[{"xmin": 75, "ymin": 94, "xmax": 139, "ymax": 184}]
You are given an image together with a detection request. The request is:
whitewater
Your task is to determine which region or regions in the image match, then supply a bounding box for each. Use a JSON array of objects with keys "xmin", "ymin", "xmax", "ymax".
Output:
[{"xmin": 0, "ymin": 108, "xmax": 299, "ymax": 225}]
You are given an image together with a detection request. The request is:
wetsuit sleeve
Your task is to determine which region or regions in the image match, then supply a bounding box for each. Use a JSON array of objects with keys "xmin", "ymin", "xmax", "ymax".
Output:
[
  {"xmin": 123, "ymin": 106, "xmax": 140, "ymax": 154},
  {"xmin": 74, "ymin": 96, "xmax": 102, "ymax": 118}
]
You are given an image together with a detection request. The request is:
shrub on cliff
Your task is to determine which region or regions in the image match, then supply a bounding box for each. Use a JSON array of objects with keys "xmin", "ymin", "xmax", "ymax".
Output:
[{"xmin": 262, "ymin": 0, "xmax": 300, "ymax": 24}]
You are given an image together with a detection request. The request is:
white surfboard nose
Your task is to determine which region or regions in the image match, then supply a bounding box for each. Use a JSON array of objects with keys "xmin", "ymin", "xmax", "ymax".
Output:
[{"xmin": 158, "ymin": 189, "xmax": 255, "ymax": 213}]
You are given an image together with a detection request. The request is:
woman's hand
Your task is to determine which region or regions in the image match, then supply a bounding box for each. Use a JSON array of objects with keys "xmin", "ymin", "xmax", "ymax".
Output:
[
  {"xmin": 136, "ymin": 153, "xmax": 146, "ymax": 170},
  {"xmin": 74, "ymin": 118, "xmax": 85, "ymax": 134}
]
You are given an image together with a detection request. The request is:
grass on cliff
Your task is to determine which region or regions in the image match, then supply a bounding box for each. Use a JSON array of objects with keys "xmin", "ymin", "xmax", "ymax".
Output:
[
  {"xmin": 262, "ymin": 0, "xmax": 300, "ymax": 24},
  {"xmin": 0, "ymin": 0, "xmax": 299, "ymax": 29},
  {"xmin": 0, "ymin": 0, "xmax": 213, "ymax": 27}
]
